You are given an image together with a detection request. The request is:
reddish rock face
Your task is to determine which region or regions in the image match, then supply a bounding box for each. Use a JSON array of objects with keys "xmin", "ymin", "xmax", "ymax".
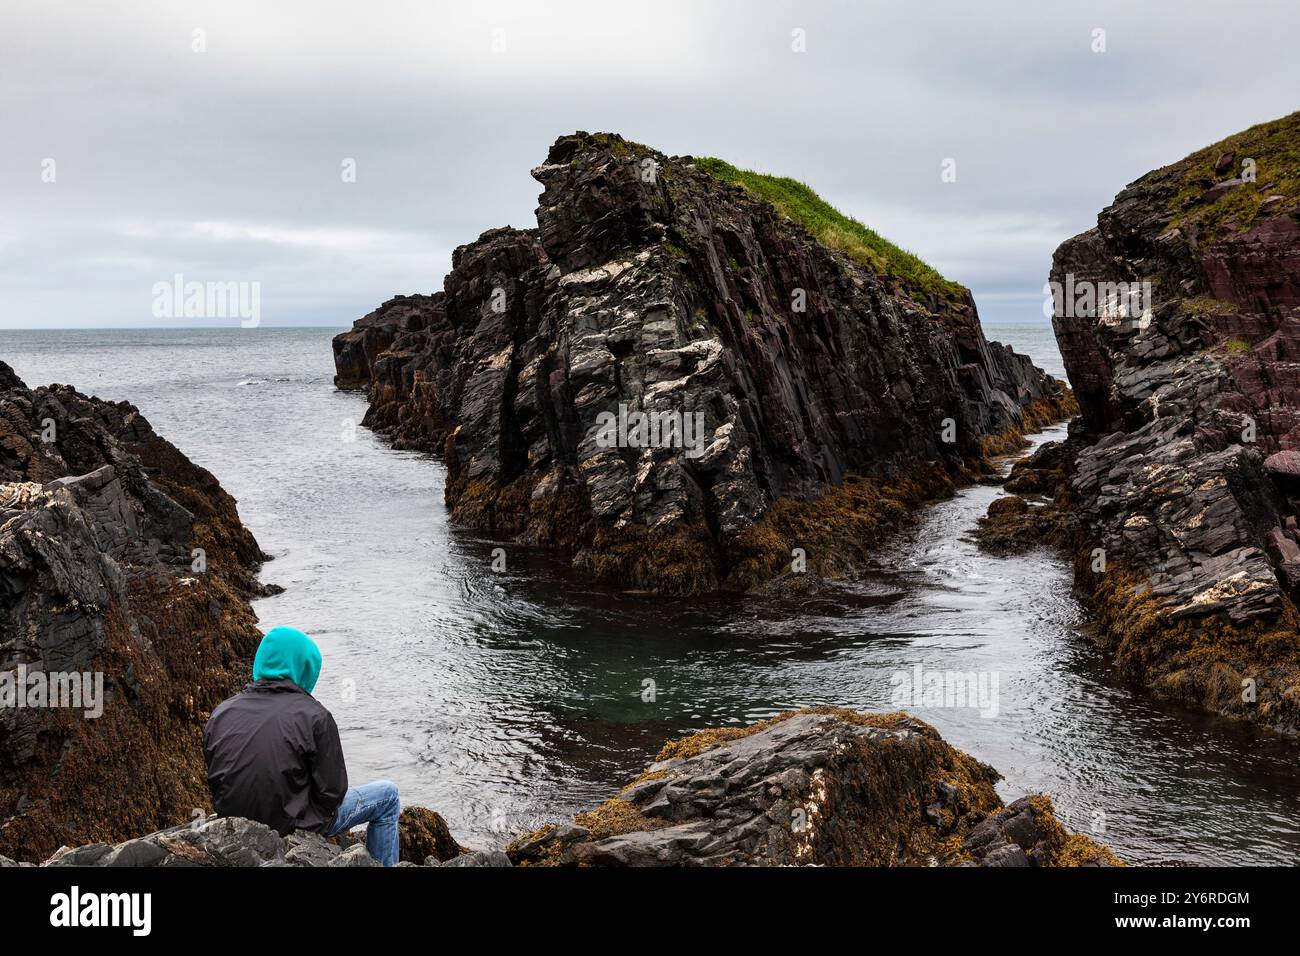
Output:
[
  {"xmin": 1265, "ymin": 449, "xmax": 1300, "ymax": 481},
  {"xmin": 1051, "ymin": 111, "xmax": 1300, "ymax": 624},
  {"xmin": 333, "ymin": 132, "xmax": 1064, "ymax": 592}
]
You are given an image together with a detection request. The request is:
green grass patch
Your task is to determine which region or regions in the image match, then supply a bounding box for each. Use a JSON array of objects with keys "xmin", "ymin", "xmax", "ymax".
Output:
[
  {"xmin": 1166, "ymin": 111, "xmax": 1300, "ymax": 240},
  {"xmin": 695, "ymin": 157, "xmax": 965, "ymax": 301},
  {"xmin": 1182, "ymin": 295, "xmax": 1240, "ymax": 315},
  {"xmin": 1225, "ymin": 338, "xmax": 1251, "ymax": 354}
]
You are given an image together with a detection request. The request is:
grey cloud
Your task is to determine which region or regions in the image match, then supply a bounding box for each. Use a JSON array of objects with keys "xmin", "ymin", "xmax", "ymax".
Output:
[{"xmin": 2, "ymin": 0, "xmax": 1297, "ymax": 329}]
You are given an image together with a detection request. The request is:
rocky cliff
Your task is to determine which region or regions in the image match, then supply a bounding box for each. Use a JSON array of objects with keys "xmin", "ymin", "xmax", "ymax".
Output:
[
  {"xmin": 1030, "ymin": 111, "xmax": 1300, "ymax": 728},
  {"xmin": 6, "ymin": 709, "xmax": 1117, "ymax": 868},
  {"xmin": 334, "ymin": 133, "xmax": 1070, "ymax": 594},
  {"xmin": 0, "ymin": 361, "xmax": 269, "ymax": 861}
]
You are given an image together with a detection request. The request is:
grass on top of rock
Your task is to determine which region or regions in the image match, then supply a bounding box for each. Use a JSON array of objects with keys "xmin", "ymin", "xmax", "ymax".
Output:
[
  {"xmin": 695, "ymin": 157, "xmax": 967, "ymax": 302},
  {"xmin": 579, "ymin": 130, "xmax": 656, "ymax": 160},
  {"xmin": 1165, "ymin": 110, "xmax": 1300, "ymax": 239}
]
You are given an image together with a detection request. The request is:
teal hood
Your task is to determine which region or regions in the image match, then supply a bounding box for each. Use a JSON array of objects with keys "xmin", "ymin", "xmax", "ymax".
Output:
[{"xmin": 252, "ymin": 626, "xmax": 322, "ymax": 694}]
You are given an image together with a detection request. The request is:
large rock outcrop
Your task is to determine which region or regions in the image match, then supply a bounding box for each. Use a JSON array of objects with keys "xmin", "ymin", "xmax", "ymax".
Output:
[
  {"xmin": 334, "ymin": 132, "xmax": 1068, "ymax": 593},
  {"xmin": 0, "ymin": 361, "xmax": 269, "ymax": 861},
  {"xmin": 507, "ymin": 708, "xmax": 1119, "ymax": 867},
  {"xmin": 1044, "ymin": 111, "xmax": 1300, "ymax": 728}
]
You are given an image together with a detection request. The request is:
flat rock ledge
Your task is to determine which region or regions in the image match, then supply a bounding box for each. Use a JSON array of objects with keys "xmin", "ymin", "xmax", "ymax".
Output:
[{"xmin": 4, "ymin": 809, "xmax": 508, "ymax": 869}]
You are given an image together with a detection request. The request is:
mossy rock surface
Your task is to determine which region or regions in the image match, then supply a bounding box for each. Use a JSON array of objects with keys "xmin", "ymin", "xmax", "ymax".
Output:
[
  {"xmin": 398, "ymin": 806, "xmax": 464, "ymax": 864},
  {"xmin": 507, "ymin": 707, "xmax": 1121, "ymax": 867}
]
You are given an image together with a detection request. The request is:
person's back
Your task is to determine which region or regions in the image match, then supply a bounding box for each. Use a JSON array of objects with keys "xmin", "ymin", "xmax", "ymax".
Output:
[
  {"xmin": 204, "ymin": 676, "xmax": 346, "ymax": 836},
  {"xmin": 202, "ymin": 626, "xmax": 401, "ymax": 865}
]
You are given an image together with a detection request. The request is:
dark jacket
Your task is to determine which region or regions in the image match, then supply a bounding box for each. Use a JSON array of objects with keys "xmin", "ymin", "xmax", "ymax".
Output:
[{"xmin": 202, "ymin": 679, "xmax": 348, "ymax": 836}]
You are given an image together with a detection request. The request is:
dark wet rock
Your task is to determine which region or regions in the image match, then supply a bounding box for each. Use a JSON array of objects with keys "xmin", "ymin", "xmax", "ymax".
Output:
[
  {"xmin": 975, "ymin": 439, "xmax": 1080, "ymax": 555},
  {"xmin": 397, "ymin": 805, "xmax": 464, "ymax": 864},
  {"xmin": 332, "ymin": 294, "xmax": 439, "ymax": 390},
  {"xmin": 979, "ymin": 844, "xmax": 1030, "ymax": 867},
  {"xmin": 0, "ymin": 363, "xmax": 22, "ymax": 392},
  {"xmin": 1002, "ymin": 439, "xmax": 1070, "ymax": 495},
  {"xmin": 1047, "ymin": 111, "xmax": 1300, "ymax": 730},
  {"xmin": 32, "ymin": 717, "xmax": 1115, "ymax": 870},
  {"xmin": 988, "ymin": 494, "xmax": 1028, "ymax": 517},
  {"xmin": 0, "ymin": 361, "xmax": 267, "ymax": 861},
  {"xmin": 333, "ymin": 134, "xmax": 1067, "ymax": 594},
  {"xmin": 974, "ymin": 492, "xmax": 1065, "ymax": 557},
  {"xmin": 959, "ymin": 796, "xmax": 1113, "ymax": 866},
  {"xmin": 506, "ymin": 708, "xmax": 1119, "ymax": 867}
]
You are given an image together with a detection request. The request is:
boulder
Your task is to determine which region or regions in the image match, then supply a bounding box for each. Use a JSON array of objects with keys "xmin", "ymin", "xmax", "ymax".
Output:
[
  {"xmin": 506, "ymin": 708, "xmax": 1119, "ymax": 867},
  {"xmin": 397, "ymin": 806, "xmax": 464, "ymax": 864},
  {"xmin": 329, "ymin": 844, "xmax": 382, "ymax": 867}
]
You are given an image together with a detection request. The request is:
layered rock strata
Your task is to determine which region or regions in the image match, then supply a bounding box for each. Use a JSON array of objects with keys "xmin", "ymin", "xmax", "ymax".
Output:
[
  {"xmin": 991, "ymin": 112, "xmax": 1300, "ymax": 729},
  {"xmin": 335, "ymin": 133, "xmax": 1069, "ymax": 593}
]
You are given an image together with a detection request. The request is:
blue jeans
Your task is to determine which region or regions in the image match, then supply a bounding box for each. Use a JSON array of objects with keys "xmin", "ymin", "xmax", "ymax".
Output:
[{"xmin": 328, "ymin": 780, "xmax": 401, "ymax": 866}]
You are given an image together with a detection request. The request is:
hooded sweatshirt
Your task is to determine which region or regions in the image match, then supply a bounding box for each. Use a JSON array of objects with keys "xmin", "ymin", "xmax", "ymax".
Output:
[
  {"xmin": 203, "ymin": 627, "xmax": 348, "ymax": 835},
  {"xmin": 252, "ymin": 624, "xmax": 322, "ymax": 693}
]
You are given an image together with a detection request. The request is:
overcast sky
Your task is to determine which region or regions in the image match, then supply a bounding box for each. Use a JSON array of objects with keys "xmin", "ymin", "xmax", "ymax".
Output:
[{"xmin": 2, "ymin": 0, "xmax": 1297, "ymax": 329}]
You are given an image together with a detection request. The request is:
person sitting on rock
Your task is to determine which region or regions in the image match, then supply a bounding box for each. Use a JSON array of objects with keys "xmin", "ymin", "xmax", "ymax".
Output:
[{"xmin": 202, "ymin": 625, "xmax": 401, "ymax": 866}]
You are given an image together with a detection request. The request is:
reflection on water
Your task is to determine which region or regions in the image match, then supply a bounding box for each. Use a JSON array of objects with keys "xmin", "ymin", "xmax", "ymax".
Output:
[{"xmin": 8, "ymin": 327, "xmax": 1300, "ymax": 865}]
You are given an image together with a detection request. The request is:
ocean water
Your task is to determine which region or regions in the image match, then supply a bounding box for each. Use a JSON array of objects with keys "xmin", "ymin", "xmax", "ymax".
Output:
[
  {"xmin": 985, "ymin": 323, "xmax": 1066, "ymax": 380},
  {"xmin": 6, "ymin": 325, "xmax": 1300, "ymax": 864}
]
